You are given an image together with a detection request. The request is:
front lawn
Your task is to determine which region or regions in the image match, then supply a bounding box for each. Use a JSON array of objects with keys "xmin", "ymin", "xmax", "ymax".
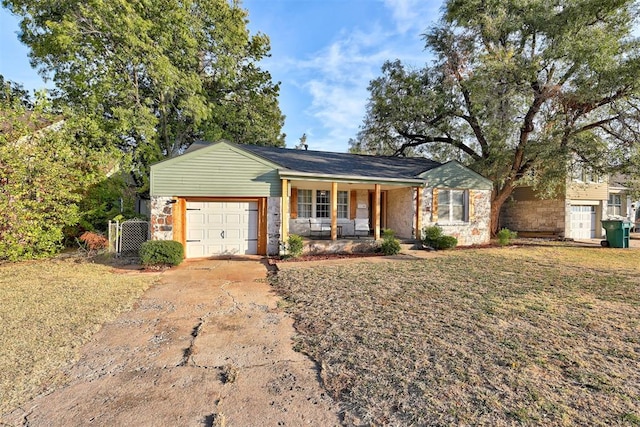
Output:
[
  {"xmin": 0, "ymin": 258, "xmax": 158, "ymax": 414},
  {"xmin": 272, "ymin": 244, "xmax": 640, "ymax": 426}
]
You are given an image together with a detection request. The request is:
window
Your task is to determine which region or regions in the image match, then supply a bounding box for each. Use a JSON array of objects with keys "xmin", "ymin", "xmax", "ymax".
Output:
[
  {"xmin": 571, "ymin": 163, "xmax": 602, "ymax": 183},
  {"xmin": 297, "ymin": 189, "xmax": 312, "ymax": 218},
  {"xmin": 438, "ymin": 189, "xmax": 467, "ymax": 223},
  {"xmin": 316, "ymin": 190, "xmax": 330, "ymax": 218},
  {"xmin": 608, "ymin": 194, "xmax": 622, "ymax": 217},
  {"xmin": 296, "ymin": 189, "xmax": 350, "ymax": 218},
  {"xmin": 337, "ymin": 191, "xmax": 348, "ymax": 219}
]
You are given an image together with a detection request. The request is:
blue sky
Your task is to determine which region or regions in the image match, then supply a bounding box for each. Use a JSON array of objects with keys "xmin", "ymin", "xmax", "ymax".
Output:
[{"xmin": 0, "ymin": 0, "xmax": 443, "ymax": 152}]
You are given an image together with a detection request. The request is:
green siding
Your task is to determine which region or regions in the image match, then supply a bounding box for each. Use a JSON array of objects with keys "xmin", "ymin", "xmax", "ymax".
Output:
[
  {"xmin": 420, "ymin": 161, "xmax": 493, "ymax": 190},
  {"xmin": 151, "ymin": 142, "xmax": 282, "ymax": 197}
]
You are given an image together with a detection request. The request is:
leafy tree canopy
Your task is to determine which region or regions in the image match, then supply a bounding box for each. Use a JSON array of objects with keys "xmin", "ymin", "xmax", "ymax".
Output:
[
  {"xmin": 4, "ymin": 0, "xmax": 286, "ymax": 189},
  {"xmin": 351, "ymin": 0, "xmax": 640, "ymax": 232},
  {"xmin": 0, "ymin": 89, "xmax": 117, "ymax": 260},
  {"xmin": 0, "ymin": 74, "xmax": 32, "ymax": 108}
]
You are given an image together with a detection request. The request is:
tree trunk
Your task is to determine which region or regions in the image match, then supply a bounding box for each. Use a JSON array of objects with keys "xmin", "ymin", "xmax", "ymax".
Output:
[{"xmin": 490, "ymin": 184, "xmax": 516, "ymax": 235}]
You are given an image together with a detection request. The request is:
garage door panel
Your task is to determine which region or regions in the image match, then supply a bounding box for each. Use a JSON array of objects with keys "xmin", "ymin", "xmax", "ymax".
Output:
[
  {"xmin": 225, "ymin": 229, "xmax": 241, "ymax": 239},
  {"xmin": 185, "ymin": 201, "xmax": 259, "ymax": 258},
  {"xmin": 570, "ymin": 205, "xmax": 596, "ymax": 239},
  {"xmin": 207, "ymin": 213, "xmax": 223, "ymax": 223},
  {"xmin": 225, "ymin": 213, "xmax": 242, "ymax": 224},
  {"xmin": 187, "ymin": 229, "xmax": 205, "ymax": 240},
  {"xmin": 188, "ymin": 212, "xmax": 206, "ymax": 225}
]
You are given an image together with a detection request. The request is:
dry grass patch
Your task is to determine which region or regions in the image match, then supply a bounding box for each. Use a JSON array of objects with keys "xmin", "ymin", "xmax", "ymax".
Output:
[
  {"xmin": 0, "ymin": 258, "xmax": 159, "ymax": 413},
  {"xmin": 272, "ymin": 245, "xmax": 640, "ymax": 426}
]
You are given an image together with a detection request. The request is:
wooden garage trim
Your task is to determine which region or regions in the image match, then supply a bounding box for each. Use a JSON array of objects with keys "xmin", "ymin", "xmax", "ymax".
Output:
[
  {"xmin": 172, "ymin": 198, "xmax": 186, "ymax": 251},
  {"xmin": 176, "ymin": 196, "xmax": 268, "ymax": 256}
]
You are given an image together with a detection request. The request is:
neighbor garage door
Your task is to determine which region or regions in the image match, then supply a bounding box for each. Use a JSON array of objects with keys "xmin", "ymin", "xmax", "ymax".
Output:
[
  {"xmin": 185, "ymin": 201, "xmax": 258, "ymax": 258},
  {"xmin": 570, "ymin": 205, "xmax": 596, "ymax": 239}
]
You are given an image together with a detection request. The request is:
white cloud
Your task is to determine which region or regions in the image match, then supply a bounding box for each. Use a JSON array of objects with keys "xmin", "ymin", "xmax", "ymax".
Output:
[
  {"xmin": 384, "ymin": 0, "xmax": 441, "ymax": 35},
  {"xmin": 258, "ymin": 1, "xmax": 442, "ymax": 152}
]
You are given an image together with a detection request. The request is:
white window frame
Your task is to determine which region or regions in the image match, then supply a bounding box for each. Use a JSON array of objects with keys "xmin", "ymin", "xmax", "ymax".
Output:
[
  {"xmin": 437, "ymin": 189, "xmax": 468, "ymax": 223},
  {"xmin": 337, "ymin": 191, "xmax": 348, "ymax": 219},
  {"xmin": 297, "ymin": 189, "xmax": 312, "ymax": 218},
  {"xmin": 608, "ymin": 194, "xmax": 622, "ymax": 217},
  {"xmin": 296, "ymin": 189, "xmax": 349, "ymax": 219}
]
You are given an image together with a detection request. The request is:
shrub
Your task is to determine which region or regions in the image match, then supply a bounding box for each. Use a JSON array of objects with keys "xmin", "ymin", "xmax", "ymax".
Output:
[
  {"xmin": 422, "ymin": 225, "xmax": 458, "ymax": 250},
  {"xmin": 381, "ymin": 237, "xmax": 401, "ymax": 255},
  {"xmin": 139, "ymin": 240, "xmax": 184, "ymax": 267},
  {"xmin": 287, "ymin": 234, "xmax": 304, "ymax": 258},
  {"xmin": 382, "ymin": 228, "xmax": 396, "ymax": 239},
  {"xmin": 380, "ymin": 228, "xmax": 401, "ymax": 255},
  {"xmin": 78, "ymin": 231, "xmax": 108, "ymax": 256},
  {"xmin": 497, "ymin": 228, "xmax": 517, "ymax": 246},
  {"xmin": 422, "ymin": 226, "xmax": 443, "ymax": 247},
  {"xmin": 435, "ymin": 235, "xmax": 458, "ymax": 250}
]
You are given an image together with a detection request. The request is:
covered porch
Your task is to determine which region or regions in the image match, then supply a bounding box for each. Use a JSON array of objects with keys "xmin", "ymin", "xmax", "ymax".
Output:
[{"xmin": 279, "ymin": 171, "xmax": 426, "ymax": 244}]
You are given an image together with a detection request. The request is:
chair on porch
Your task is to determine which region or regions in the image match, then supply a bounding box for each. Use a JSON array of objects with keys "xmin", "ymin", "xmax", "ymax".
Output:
[
  {"xmin": 309, "ymin": 218, "xmax": 331, "ymax": 238},
  {"xmin": 354, "ymin": 218, "xmax": 370, "ymax": 238}
]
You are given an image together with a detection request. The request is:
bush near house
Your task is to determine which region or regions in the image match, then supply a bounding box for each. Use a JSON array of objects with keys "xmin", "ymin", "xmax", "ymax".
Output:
[
  {"xmin": 497, "ymin": 227, "xmax": 518, "ymax": 246},
  {"xmin": 380, "ymin": 229, "xmax": 401, "ymax": 255},
  {"xmin": 287, "ymin": 234, "xmax": 304, "ymax": 258},
  {"xmin": 422, "ymin": 225, "xmax": 458, "ymax": 250},
  {"xmin": 139, "ymin": 240, "xmax": 184, "ymax": 267}
]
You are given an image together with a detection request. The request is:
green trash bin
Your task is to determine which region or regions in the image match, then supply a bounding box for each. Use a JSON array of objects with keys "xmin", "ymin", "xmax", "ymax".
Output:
[{"xmin": 600, "ymin": 220, "xmax": 632, "ymax": 248}]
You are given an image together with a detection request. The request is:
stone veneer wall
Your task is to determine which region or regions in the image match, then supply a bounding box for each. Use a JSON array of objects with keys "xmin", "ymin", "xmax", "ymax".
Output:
[
  {"xmin": 386, "ymin": 187, "xmax": 415, "ymax": 239},
  {"xmin": 150, "ymin": 196, "xmax": 174, "ymax": 241},
  {"xmin": 500, "ymin": 198, "xmax": 565, "ymax": 234},
  {"xmin": 422, "ymin": 188, "xmax": 492, "ymax": 246},
  {"xmin": 267, "ymin": 197, "xmax": 281, "ymax": 256}
]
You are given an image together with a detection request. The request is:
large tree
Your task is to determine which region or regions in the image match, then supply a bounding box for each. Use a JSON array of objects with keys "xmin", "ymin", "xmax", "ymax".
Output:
[
  {"xmin": 0, "ymin": 84, "xmax": 113, "ymax": 260},
  {"xmin": 4, "ymin": 0, "xmax": 285, "ymax": 187},
  {"xmin": 351, "ymin": 0, "xmax": 640, "ymax": 233}
]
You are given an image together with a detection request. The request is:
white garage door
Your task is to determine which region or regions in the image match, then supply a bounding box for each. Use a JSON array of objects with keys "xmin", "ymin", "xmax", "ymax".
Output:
[
  {"xmin": 570, "ymin": 205, "xmax": 596, "ymax": 239},
  {"xmin": 186, "ymin": 201, "xmax": 258, "ymax": 258}
]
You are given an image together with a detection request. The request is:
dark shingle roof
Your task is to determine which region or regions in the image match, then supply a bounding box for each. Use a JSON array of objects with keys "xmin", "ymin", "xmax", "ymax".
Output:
[{"xmin": 239, "ymin": 144, "xmax": 441, "ymax": 179}]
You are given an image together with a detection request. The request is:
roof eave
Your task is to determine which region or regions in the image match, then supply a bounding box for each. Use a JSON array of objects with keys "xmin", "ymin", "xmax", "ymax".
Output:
[{"xmin": 278, "ymin": 170, "xmax": 425, "ymax": 186}]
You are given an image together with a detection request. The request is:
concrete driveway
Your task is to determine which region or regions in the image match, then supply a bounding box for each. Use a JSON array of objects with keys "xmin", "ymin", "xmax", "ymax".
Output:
[{"xmin": 6, "ymin": 258, "xmax": 340, "ymax": 426}]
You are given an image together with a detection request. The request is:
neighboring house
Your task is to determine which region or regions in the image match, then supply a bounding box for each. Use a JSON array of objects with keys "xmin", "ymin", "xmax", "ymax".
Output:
[
  {"xmin": 500, "ymin": 171, "xmax": 638, "ymax": 239},
  {"xmin": 149, "ymin": 141, "xmax": 493, "ymax": 258},
  {"xmin": 607, "ymin": 175, "xmax": 639, "ymax": 231}
]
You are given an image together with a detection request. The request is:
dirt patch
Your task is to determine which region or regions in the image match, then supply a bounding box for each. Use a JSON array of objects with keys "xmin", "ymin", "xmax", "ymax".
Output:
[{"xmin": 2, "ymin": 259, "xmax": 340, "ymax": 426}]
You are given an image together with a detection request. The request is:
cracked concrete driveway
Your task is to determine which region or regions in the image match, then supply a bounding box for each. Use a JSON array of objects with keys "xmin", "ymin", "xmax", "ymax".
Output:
[{"xmin": 5, "ymin": 258, "xmax": 340, "ymax": 427}]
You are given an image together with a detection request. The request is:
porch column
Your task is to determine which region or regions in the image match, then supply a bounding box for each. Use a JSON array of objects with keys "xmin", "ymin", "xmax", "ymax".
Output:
[
  {"xmin": 415, "ymin": 187, "xmax": 422, "ymax": 240},
  {"xmin": 281, "ymin": 179, "xmax": 289, "ymax": 243},
  {"xmin": 373, "ymin": 183, "xmax": 381, "ymax": 240},
  {"xmin": 331, "ymin": 181, "xmax": 338, "ymax": 240}
]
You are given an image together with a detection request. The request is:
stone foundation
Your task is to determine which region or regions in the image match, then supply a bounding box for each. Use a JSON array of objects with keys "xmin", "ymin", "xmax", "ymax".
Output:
[
  {"xmin": 150, "ymin": 196, "xmax": 174, "ymax": 240},
  {"xmin": 302, "ymin": 239, "xmax": 379, "ymax": 255},
  {"xmin": 267, "ymin": 197, "xmax": 281, "ymax": 256}
]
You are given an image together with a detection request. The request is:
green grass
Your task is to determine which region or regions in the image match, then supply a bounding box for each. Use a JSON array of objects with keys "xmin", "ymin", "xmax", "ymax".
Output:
[
  {"xmin": 272, "ymin": 244, "xmax": 640, "ymax": 426},
  {"xmin": 0, "ymin": 258, "xmax": 158, "ymax": 414}
]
